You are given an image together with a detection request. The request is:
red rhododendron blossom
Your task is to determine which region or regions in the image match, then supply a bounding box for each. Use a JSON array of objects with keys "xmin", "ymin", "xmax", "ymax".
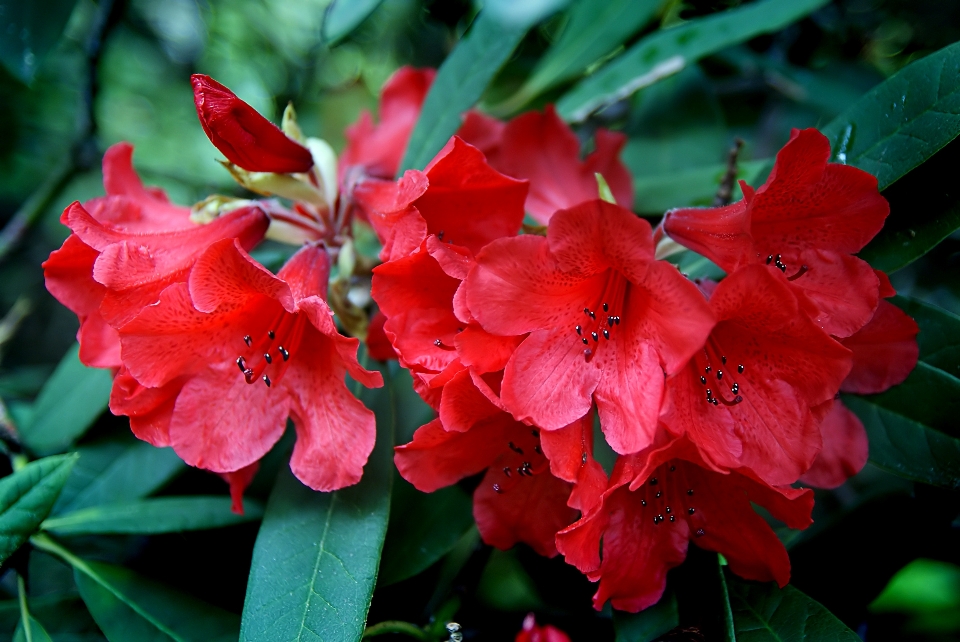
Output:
[
  {"xmin": 395, "ymin": 412, "xmax": 577, "ymax": 557},
  {"xmin": 663, "ymin": 128, "xmax": 889, "ymax": 337},
  {"xmin": 461, "ymin": 106, "xmax": 633, "ymax": 224},
  {"xmin": 660, "ymin": 265, "xmax": 852, "ymax": 486},
  {"xmin": 366, "ymin": 310, "xmax": 397, "ymax": 362},
  {"xmin": 515, "ymin": 614, "xmax": 571, "ymax": 642},
  {"xmin": 43, "ymin": 143, "xmax": 269, "ymax": 368},
  {"xmin": 840, "ymin": 299, "xmax": 919, "ymax": 394},
  {"xmin": 116, "ymin": 239, "xmax": 383, "ymax": 491},
  {"xmin": 340, "ymin": 66, "xmax": 435, "ymax": 181},
  {"xmin": 192, "ymin": 74, "xmax": 314, "ymax": 174},
  {"xmin": 220, "ymin": 461, "xmax": 259, "ymax": 514},
  {"xmin": 799, "ymin": 401, "xmax": 868, "ymax": 489},
  {"xmin": 465, "ymin": 200, "xmax": 714, "ymax": 454},
  {"xmin": 557, "ymin": 438, "xmax": 813, "ymax": 612}
]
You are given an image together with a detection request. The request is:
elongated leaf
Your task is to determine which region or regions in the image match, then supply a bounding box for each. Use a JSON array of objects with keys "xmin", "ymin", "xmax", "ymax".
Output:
[
  {"xmin": 727, "ymin": 573, "xmax": 860, "ymax": 640},
  {"xmin": 843, "ymin": 395, "xmax": 960, "ymax": 490},
  {"xmin": 613, "ymin": 591, "xmax": 678, "ymax": 641},
  {"xmin": 484, "ymin": 0, "xmax": 571, "ymax": 28},
  {"xmin": 21, "ymin": 344, "xmax": 112, "ymax": 455},
  {"xmin": 322, "ymin": 0, "xmax": 383, "ymax": 45},
  {"xmin": 399, "ymin": 12, "xmax": 527, "ymax": 173},
  {"xmin": 633, "ymin": 159, "xmax": 768, "ymax": 215},
  {"xmin": 0, "ymin": 0, "xmax": 78, "ymax": 83},
  {"xmin": 895, "ymin": 295, "xmax": 960, "ymax": 376},
  {"xmin": 42, "ymin": 496, "xmax": 262, "ymax": 536},
  {"xmin": 0, "ymin": 455, "xmax": 76, "ymax": 566},
  {"xmin": 70, "ymin": 558, "xmax": 239, "ymax": 642},
  {"xmin": 52, "ymin": 439, "xmax": 184, "ymax": 515},
  {"xmin": 239, "ymin": 377, "xmax": 394, "ymax": 641},
  {"xmin": 501, "ymin": 0, "xmax": 661, "ymax": 111},
  {"xmin": 556, "ymin": 0, "xmax": 829, "ymax": 122},
  {"xmin": 379, "ymin": 479, "xmax": 474, "ymax": 586},
  {"xmin": 13, "ymin": 615, "xmax": 53, "ymax": 642},
  {"xmin": 822, "ymin": 40, "xmax": 960, "ymax": 192}
]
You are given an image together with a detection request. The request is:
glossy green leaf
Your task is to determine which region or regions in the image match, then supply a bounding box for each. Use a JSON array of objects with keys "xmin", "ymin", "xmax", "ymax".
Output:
[
  {"xmin": 239, "ymin": 376, "xmax": 394, "ymax": 641},
  {"xmin": 321, "ymin": 0, "xmax": 383, "ymax": 45},
  {"xmin": 42, "ymin": 496, "xmax": 262, "ymax": 536},
  {"xmin": 633, "ymin": 159, "xmax": 768, "ymax": 215},
  {"xmin": 895, "ymin": 295, "xmax": 960, "ymax": 377},
  {"xmin": 70, "ymin": 559, "xmax": 239, "ymax": 642},
  {"xmin": 398, "ymin": 11, "xmax": 527, "ymax": 173},
  {"xmin": 843, "ymin": 395, "xmax": 960, "ymax": 490},
  {"xmin": 484, "ymin": 0, "xmax": 571, "ymax": 28},
  {"xmin": 20, "ymin": 344, "xmax": 112, "ymax": 455},
  {"xmin": 613, "ymin": 591, "xmax": 678, "ymax": 642},
  {"xmin": 556, "ymin": 0, "xmax": 829, "ymax": 122},
  {"xmin": 499, "ymin": 0, "xmax": 661, "ymax": 111},
  {"xmin": 379, "ymin": 479, "xmax": 474, "ymax": 586},
  {"xmin": 821, "ymin": 40, "xmax": 960, "ymax": 192},
  {"xmin": 0, "ymin": 0, "xmax": 78, "ymax": 83},
  {"xmin": 13, "ymin": 615, "xmax": 53, "ymax": 642},
  {"xmin": 726, "ymin": 573, "xmax": 860, "ymax": 641},
  {"xmin": 0, "ymin": 455, "xmax": 76, "ymax": 566},
  {"xmin": 52, "ymin": 439, "xmax": 184, "ymax": 515}
]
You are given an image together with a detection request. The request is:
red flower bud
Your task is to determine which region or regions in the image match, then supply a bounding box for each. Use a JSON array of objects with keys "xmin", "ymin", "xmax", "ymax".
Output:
[{"xmin": 191, "ymin": 74, "xmax": 314, "ymax": 174}]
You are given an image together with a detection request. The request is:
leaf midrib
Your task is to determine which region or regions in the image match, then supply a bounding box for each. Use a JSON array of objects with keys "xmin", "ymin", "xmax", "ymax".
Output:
[{"xmin": 295, "ymin": 493, "xmax": 339, "ymax": 642}]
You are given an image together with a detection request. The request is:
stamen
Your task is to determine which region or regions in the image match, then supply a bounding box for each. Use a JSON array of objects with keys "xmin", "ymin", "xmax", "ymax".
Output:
[
  {"xmin": 591, "ymin": 331, "xmax": 599, "ymax": 342},
  {"xmin": 503, "ymin": 467, "xmax": 511, "ymax": 477},
  {"xmin": 268, "ymin": 330, "xmax": 275, "ymax": 340},
  {"xmin": 264, "ymin": 353, "xmax": 273, "ymax": 364},
  {"xmin": 244, "ymin": 335, "xmax": 252, "ymax": 347},
  {"xmin": 787, "ymin": 265, "xmax": 809, "ymax": 281},
  {"xmin": 700, "ymin": 376, "xmax": 707, "ymax": 384},
  {"xmin": 738, "ymin": 364, "xmax": 744, "ymax": 373},
  {"xmin": 437, "ymin": 230, "xmax": 445, "ymax": 241},
  {"xmin": 279, "ymin": 347, "xmax": 289, "ymax": 361},
  {"xmin": 717, "ymin": 370, "xmax": 723, "ymax": 380},
  {"xmin": 434, "ymin": 339, "xmax": 456, "ymax": 351},
  {"xmin": 576, "ymin": 325, "xmax": 582, "ymax": 335},
  {"xmin": 508, "ymin": 442, "xmax": 523, "ymax": 455},
  {"xmin": 263, "ymin": 375, "xmax": 272, "ymax": 387},
  {"xmin": 602, "ymin": 303, "xmax": 609, "ymax": 312},
  {"xmin": 688, "ymin": 507, "xmax": 695, "ymax": 515},
  {"xmin": 721, "ymin": 356, "xmax": 727, "ymax": 364},
  {"xmin": 603, "ymin": 329, "xmax": 610, "ymax": 339},
  {"xmin": 236, "ymin": 357, "xmax": 246, "ymax": 372}
]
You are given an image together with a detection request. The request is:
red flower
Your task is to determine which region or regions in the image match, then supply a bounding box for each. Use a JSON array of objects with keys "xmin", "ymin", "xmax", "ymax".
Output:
[
  {"xmin": 557, "ymin": 437, "xmax": 813, "ymax": 613},
  {"xmin": 340, "ymin": 67, "xmax": 435, "ymax": 180},
  {"xmin": 461, "ymin": 106, "xmax": 633, "ymax": 224},
  {"xmin": 663, "ymin": 128, "xmax": 889, "ymax": 337},
  {"xmin": 660, "ymin": 265, "xmax": 852, "ymax": 486},
  {"xmin": 799, "ymin": 401, "xmax": 868, "ymax": 489},
  {"xmin": 365, "ymin": 310, "xmax": 397, "ymax": 362},
  {"xmin": 43, "ymin": 143, "xmax": 269, "ymax": 368},
  {"xmin": 115, "ymin": 239, "xmax": 383, "ymax": 491},
  {"xmin": 220, "ymin": 462, "xmax": 259, "ymax": 515},
  {"xmin": 192, "ymin": 74, "xmax": 314, "ymax": 174},
  {"xmin": 515, "ymin": 614, "xmax": 571, "ymax": 642},
  {"xmin": 465, "ymin": 200, "xmax": 714, "ymax": 454}
]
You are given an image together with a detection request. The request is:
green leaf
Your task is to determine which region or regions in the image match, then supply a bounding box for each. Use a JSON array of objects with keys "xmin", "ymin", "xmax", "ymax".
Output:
[
  {"xmin": 499, "ymin": 0, "xmax": 661, "ymax": 111},
  {"xmin": 398, "ymin": 11, "xmax": 527, "ymax": 173},
  {"xmin": 843, "ymin": 394, "xmax": 960, "ymax": 490},
  {"xmin": 239, "ymin": 375, "xmax": 394, "ymax": 641},
  {"xmin": 52, "ymin": 439, "xmax": 184, "ymax": 515},
  {"xmin": 895, "ymin": 295, "xmax": 960, "ymax": 377},
  {"xmin": 613, "ymin": 591, "xmax": 678, "ymax": 642},
  {"xmin": 13, "ymin": 615, "xmax": 53, "ymax": 642},
  {"xmin": 0, "ymin": 454, "xmax": 76, "ymax": 566},
  {"xmin": 0, "ymin": 0, "xmax": 78, "ymax": 83},
  {"xmin": 821, "ymin": 40, "xmax": 960, "ymax": 193},
  {"xmin": 321, "ymin": 0, "xmax": 384, "ymax": 45},
  {"xmin": 633, "ymin": 159, "xmax": 768, "ymax": 215},
  {"xmin": 20, "ymin": 344, "xmax": 112, "ymax": 456},
  {"xmin": 556, "ymin": 0, "xmax": 830, "ymax": 122},
  {"xmin": 726, "ymin": 573, "xmax": 860, "ymax": 641},
  {"xmin": 42, "ymin": 496, "xmax": 263, "ymax": 536},
  {"xmin": 378, "ymin": 479, "xmax": 474, "ymax": 586},
  {"xmin": 484, "ymin": 0, "xmax": 571, "ymax": 28}
]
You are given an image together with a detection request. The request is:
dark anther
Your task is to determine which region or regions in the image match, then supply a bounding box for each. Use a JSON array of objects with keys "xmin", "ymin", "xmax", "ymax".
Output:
[
  {"xmin": 766, "ymin": 255, "xmax": 773, "ymax": 264},
  {"xmin": 614, "ymin": 316, "xmax": 621, "ymax": 325},
  {"xmin": 503, "ymin": 467, "xmax": 511, "ymax": 477},
  {"xmin": 695, "ymin": 528, "xmax": 705, "ymax": 537},
  {"xmin": 603, "ymin": 329, "xmax": 610, "ymax": 339},
  {"xmin": 508, "ymin": 442, "xmax": 523, "ymax": 455},
  {"xmin": 688, "ymin": 507, "xmax": 695, "ymax": 515},
  {"xmin": 263, "ymin": 375, "xmax": 272, "ymax": 387},
  {"xmin": 493, "ymin": 484, "xmax": 503, "ymax": 494},
  {"xmin": 279, "ymin": 347, "xmax": 289, "ymax": 361},
  {"xmin": 721, "ymin": 356, "xmax": 727, "ymax": 364},
  {"xmin": 787, "ymin": 265, "xmax": 809, "ymax": 281},
  {"xmin": 670, "ymin": 515, "xmax": 676, "ymax": 522},
  {"xmin": 700, "ymin": 376, "xmax": 707, "ymax": 384},
  {"xmin": 705, "ymin": 366, "xmax": 711, "ymax": 373},
  {"xmin": 236, "ymin": 357, "xmax": 246, "ymax": 372},
  {"xmin": 244, "ymin": 335, "xmax": 252, "ymax": 346},
  {"xmin": 649, "ymin": 478, "xmax": 658, "ymax": 486},
  {"xmin": 243, "ymin": 368, "xmax": 255, "ymax": 382},
  {"xmin": 603, "ymin": 303, "xmax": 609, "ymax": 312},
  {"xmin": 264, "ymin": 353, "xmax": 272, "ymax": 364},
  {"xmin": 434, "ymin": 339, "xmax": 455, "ymax": 351},
  {"xmin": 581, "ymin": 452, "xmax": 588, "ymax": 464},
  {"xmin": 687, "ymin": 489, "xmax": 694, "ymax": 495},
  {"xmin": 607, "ymin": 316, "xmax": 614, "ymax": 326},
  {"xmin": 731, "ymin": 383, "xmax": 739, "ymax": 394},
  {"xmin": 737, "ymin": 364, "xmax": 744, "ymax": 373},
  {"xmin": 583, "ymin": 307, "xmax": 590, "ymax": 315},
  {"xmin": 268, "ymin": 330, "xmax": 275, "ymax": 340},
  {"xmin": 589, "ymin": 310, "xmax": 596, "ymax": 319},
  {"xmin": 582, "ymin": 337, "xmax": 589, "ymax": 345},
  {"xmin": 670, "ymin": 465, "xmax": 676, "ymax": 472},
  {"xmin": 717, "ymin": 370, "xmax": 723, "ymax": 380},
  {"xmin": 531, "ymin": 429, "xmax": 539, "ymax": 437},
  {"xmin": 591, "ymin": 331, "xmax": 599, "ymax": 342},
  {"xmin": 656, "ymin": 514, "xmax": 664, "ymax": 523},
  {"xmin": 656, "ymin": 491, "xmax": 662, "ymax": 498},
  {"xmin": 534, "ymin": 445, "xmax": 542, "ymax": 455},
  {"xmin": 576, "ymin": 325, "xmax": 582, "ymax": 335},
  {"xmin": 641, "ymin": 499, "xmax": 647, "ymax": 507},
  {"xmin": 712, "ymin": 399, "xmax": 719, "ymax": 406},
  {"xmin": 706, "ymin": 389, "xmax": 713, "ymax": 398},
  {"xmin": 437, "ymin": 230, "xmax": 445, "ymax": 241},
  {"xmin": 434, "ymin": 339, "xmax": 442, "ymax": 346}
]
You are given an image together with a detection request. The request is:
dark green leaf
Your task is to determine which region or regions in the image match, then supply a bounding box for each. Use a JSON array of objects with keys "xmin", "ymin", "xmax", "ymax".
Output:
[
  {"xmin": 843, "ymin": 395, "xmax": 960, "ymax": 490},
  {"xmin": 484, "ymin": 0, "xmax": 571, "ymax": 29},
  {"xmin": 42, "ymin": 497, "xmax": 262, "ymax": 536},
  {"xmin": 321, "ymin": 0, "xmax": 384, "ymax": 45},
  {"xmin": 613, "ymin": 591, "xmax": 678, "ymax": 642},
  {"xmin": 851, "ymin": 363, "xmax": 960, "ymax": 439},
  {"xmin": 821, "ymin": 40, "xmax": 960, "ymax": 193},
  {"xmin": 379, "ymin": 479, "xmax": 474, "ymax": 586},
  {"xmin": 0, "ymin": 0, "xmax": 78, "ymax": 83},
  {"xmin": 13, "ymin": 614, "xmax": 54, "ymax": 642},
  {"xmin": 398, "ymin": 12, "xmax": 527, "ymax": 173},
  {"xmin": 726, "ymin": 573, "xmax": 860, "ymax": 641},
  {"xmin": 71, "ymin": 559, "xmax": 239, "ymax": 642},
  {"xmin": 499, "ymin": 0, "xmax": 661, "ymax": 111},
  {"xmin": 556, "ymin": 0, "xmax": 830, "ymax": 122},
  {"xmin": 52, "ymin": 439, "xmax": 184, "ymax": 515},
  {"xmin": 633, "ymin": 160, "xmax": 768, "ymax": 215},
  {"xmin": 895, "ymin": 295, "xmax": 960, "ymax": 376},
  {"xmin": 0, "ymin": 454, "xmax": 76, "ymax": 566},
  {"xmin": 239, "ymin": 376, "xmax": 394, "ymax": 641},
  {"xmin": 21, "ymin": 344, "xmax": 112, "ymax": 456},
  {"xmin": 476, "ymin": 549, "xmax": 543, "ymax": 612}
]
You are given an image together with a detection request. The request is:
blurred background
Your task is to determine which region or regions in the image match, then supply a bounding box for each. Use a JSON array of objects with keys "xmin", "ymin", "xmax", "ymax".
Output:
[{"xmin": 1, "ymin": 0, "xmax": 959, "ymax": 640}]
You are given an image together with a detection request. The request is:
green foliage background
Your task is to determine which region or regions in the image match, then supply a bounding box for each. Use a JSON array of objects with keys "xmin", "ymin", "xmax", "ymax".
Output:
[{"xmin": 1, "ymin": 0, "xmax": 959, "ymax": 640}]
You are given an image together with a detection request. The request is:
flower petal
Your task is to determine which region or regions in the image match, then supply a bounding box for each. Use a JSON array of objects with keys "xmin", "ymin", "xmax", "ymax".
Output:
[
  {"xmin": 800, "ymin": 401, "xmax": 868, "ymax": 489},
  {"xmin": 840, "ymin": 299, "xmax": 919, "ymax": 394}
]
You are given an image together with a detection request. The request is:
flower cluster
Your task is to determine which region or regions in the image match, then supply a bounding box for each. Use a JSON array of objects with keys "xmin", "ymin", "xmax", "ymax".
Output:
[{"xmin": 45, "ymin": 63, "xmax": 918, "ymax": 611}]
